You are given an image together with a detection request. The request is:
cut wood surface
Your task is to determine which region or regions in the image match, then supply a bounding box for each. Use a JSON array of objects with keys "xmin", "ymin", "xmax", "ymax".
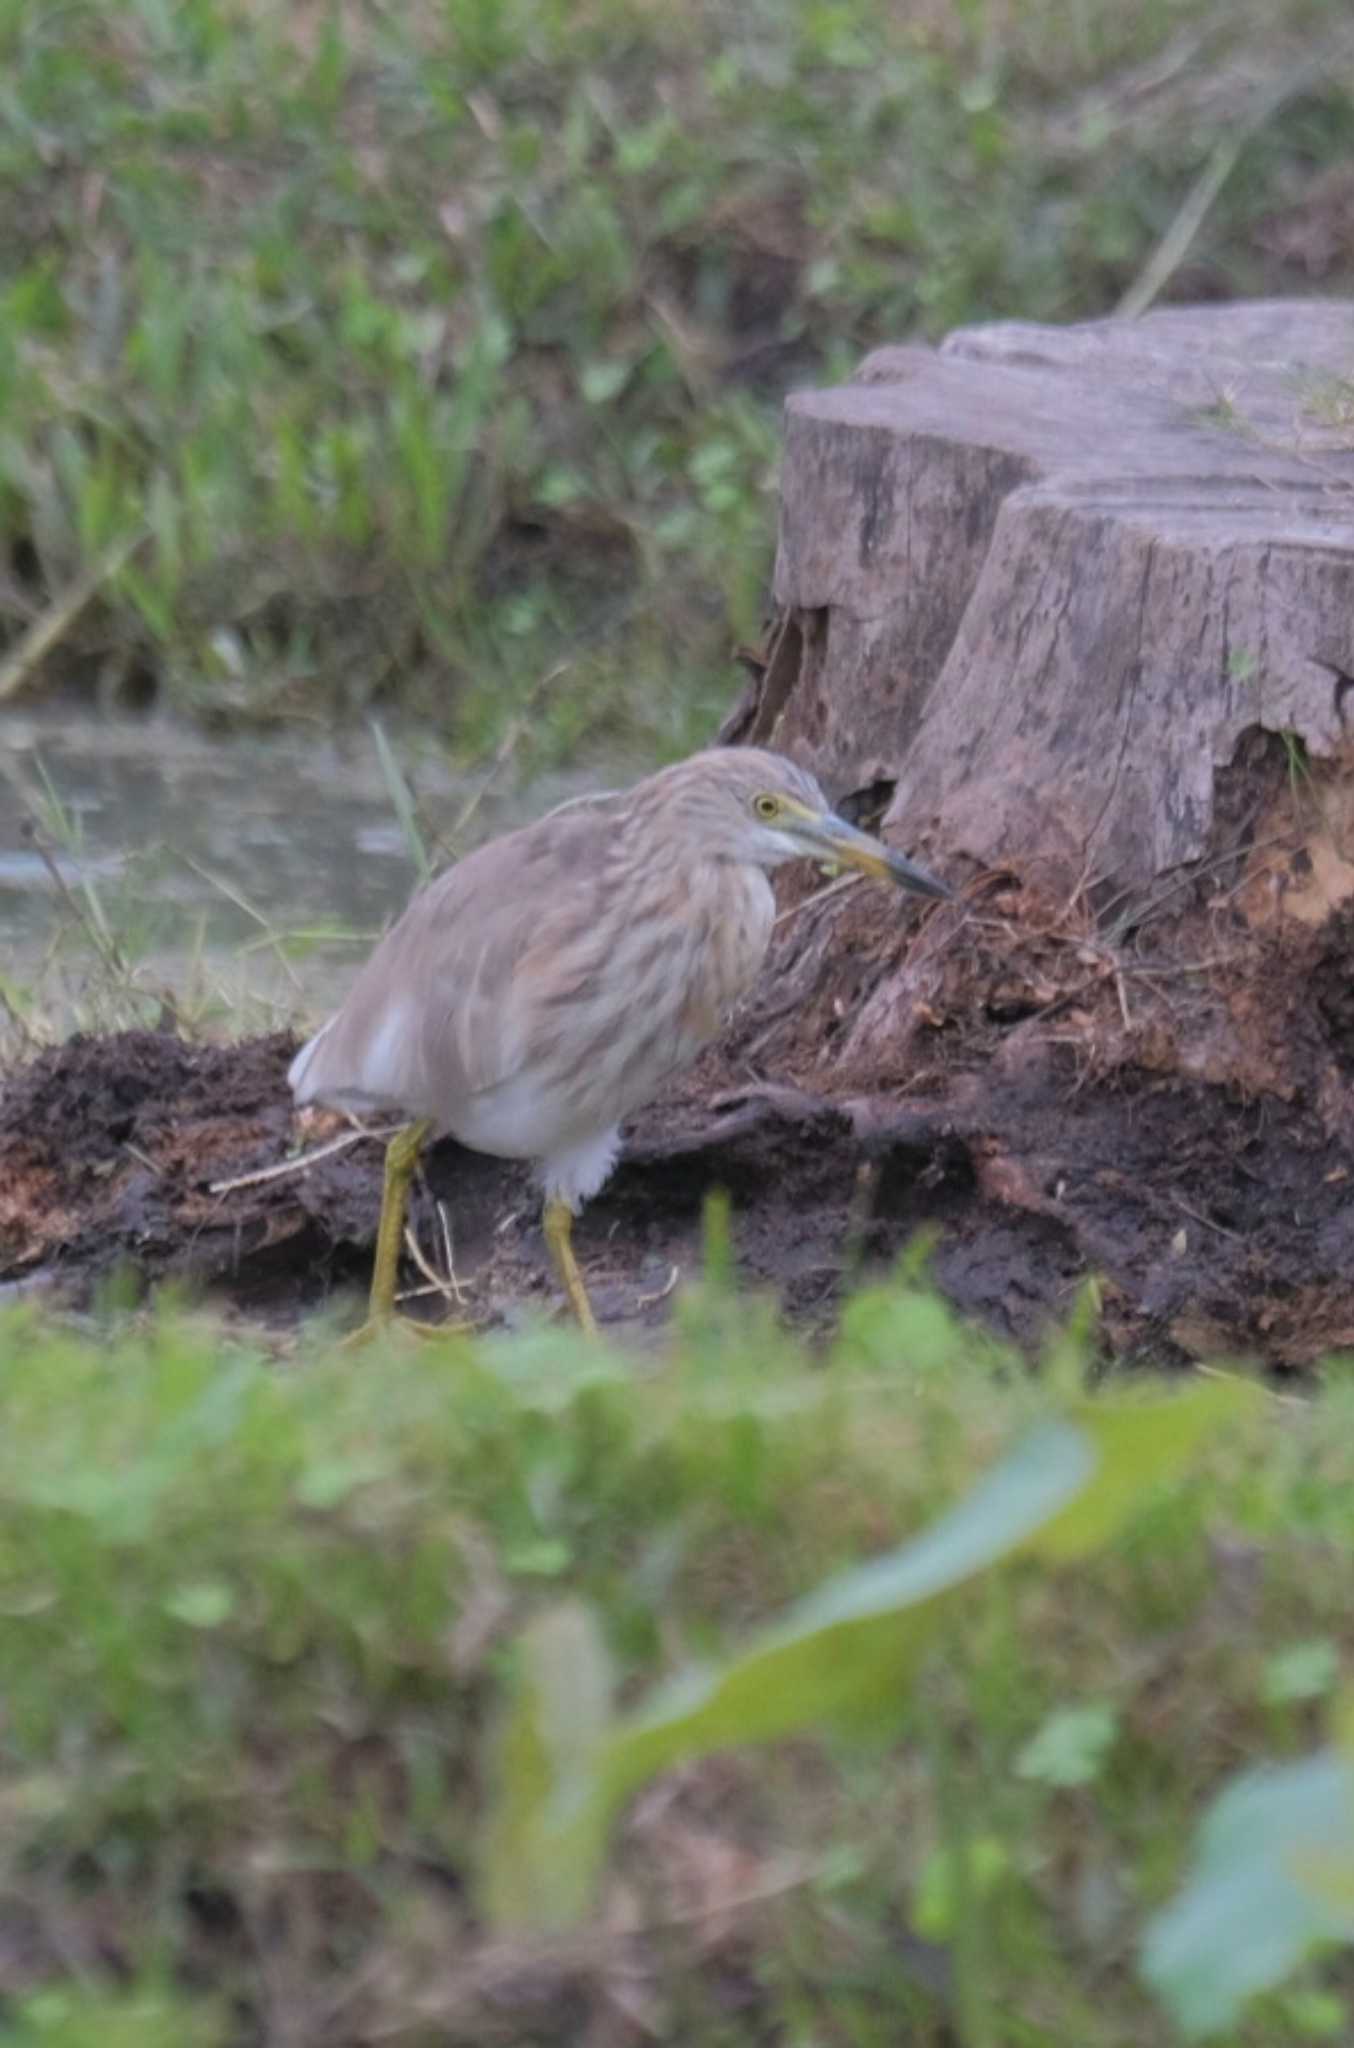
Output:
[{"xmin": 737, "ymin": 300, "xmax": 1354, "ymax": 892}]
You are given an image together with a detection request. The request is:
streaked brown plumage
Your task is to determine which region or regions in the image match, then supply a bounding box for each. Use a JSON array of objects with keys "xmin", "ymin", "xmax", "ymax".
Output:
[{"xmin": 290, "ymin": 746, "xmax": 950, "ymax": 1333}]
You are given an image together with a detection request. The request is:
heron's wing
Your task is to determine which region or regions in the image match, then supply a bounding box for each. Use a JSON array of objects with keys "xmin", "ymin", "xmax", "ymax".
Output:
[{"xmin": 288, "ymin": 794, "xmax": 622, "ymax": 1119}]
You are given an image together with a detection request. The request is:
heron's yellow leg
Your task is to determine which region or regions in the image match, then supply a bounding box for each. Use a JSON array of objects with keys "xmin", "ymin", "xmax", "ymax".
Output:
[
  {"xmin": 368, "ymin": 1117, "xmax": 433, "ymax": 1318},
  {"xmin": 339, "ymin": 1119, "xmax": 445, "ymax": 1346},
  {"xmin": 344, "ymin": 1122, "xmax": 469, "ymax": 1343},
  {"xmin": 543, "ymin": 1197, "xmax": 598, "ymax": 1337}
]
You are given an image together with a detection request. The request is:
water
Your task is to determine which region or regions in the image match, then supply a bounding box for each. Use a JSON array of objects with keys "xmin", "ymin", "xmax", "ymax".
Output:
[{"xmin": 0, "ymin": 711, "xmax": 649, "ymax": 1034}]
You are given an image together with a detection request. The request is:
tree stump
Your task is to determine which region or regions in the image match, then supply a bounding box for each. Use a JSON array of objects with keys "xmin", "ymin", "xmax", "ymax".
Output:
[
  {"xmin": 733, "ymin": 299, "xmax": 1354, "ymax": 888},
  {"xmin": 718, "ymin": 301, "xmax": 1354, "ymax": 1368}
]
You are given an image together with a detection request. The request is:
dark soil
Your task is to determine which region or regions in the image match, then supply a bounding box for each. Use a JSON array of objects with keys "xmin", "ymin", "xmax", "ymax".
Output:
[{"xmin": 6, "ymin": 838, "xmax": 1354, "ymax": 1369}]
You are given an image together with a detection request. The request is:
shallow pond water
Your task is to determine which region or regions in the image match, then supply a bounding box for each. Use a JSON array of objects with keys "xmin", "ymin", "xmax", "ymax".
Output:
[{"xmin": 1, "ymin": 711, "xmax": 650, "ymax": 1035}]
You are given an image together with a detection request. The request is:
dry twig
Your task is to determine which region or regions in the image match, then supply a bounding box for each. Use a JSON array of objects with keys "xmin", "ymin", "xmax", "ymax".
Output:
[{"xmin": 209, "ymin": 1122, "xmax": 403, "ymax": 1196}]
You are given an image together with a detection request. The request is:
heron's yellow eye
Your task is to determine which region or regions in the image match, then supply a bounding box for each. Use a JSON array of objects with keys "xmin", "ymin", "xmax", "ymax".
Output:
[{"xmin": 752, "ymin": 793, "xmax": 780, "ymax": 822}]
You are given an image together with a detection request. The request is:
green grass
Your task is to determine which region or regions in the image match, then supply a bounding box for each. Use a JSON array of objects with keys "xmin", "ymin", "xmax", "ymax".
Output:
[
  {"xmin": 0, "ymin": 0, "xmax": 1350, "ymax": 761},
  {"xmin": 2, "ymin": 1272, "xmax": 1354, "ymax": 2042}
]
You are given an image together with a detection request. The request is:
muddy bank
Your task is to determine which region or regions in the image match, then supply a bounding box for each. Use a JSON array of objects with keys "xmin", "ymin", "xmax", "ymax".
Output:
[{"xmin": 5, "ymin": 833, "xmax": 1354, "ymax": 1368}]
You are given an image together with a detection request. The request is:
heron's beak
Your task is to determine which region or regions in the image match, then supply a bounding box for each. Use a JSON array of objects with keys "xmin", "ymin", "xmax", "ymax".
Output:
[{"xmin": 794, "ymin": 808, "xmax": 953, "ymax": 900}]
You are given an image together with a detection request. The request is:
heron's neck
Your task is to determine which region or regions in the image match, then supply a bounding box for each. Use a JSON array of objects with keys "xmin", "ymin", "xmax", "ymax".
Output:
[{"xmin": 697, "ymin": 859, "xmax": 776, "ymax": 1012}]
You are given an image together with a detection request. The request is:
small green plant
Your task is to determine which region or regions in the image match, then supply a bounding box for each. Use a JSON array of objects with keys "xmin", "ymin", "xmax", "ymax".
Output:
[
  {"xmin": 482, "ymin": 1374, "xmax": 1253, "ymax": 1928},
  {"xmin": 1015, "ymin": 1700, "xmax": 1119, "ymax": 1788},
  {"xmin": 1264, "ymin": 1640, "xmax": 1341, "ymax": 1709}
]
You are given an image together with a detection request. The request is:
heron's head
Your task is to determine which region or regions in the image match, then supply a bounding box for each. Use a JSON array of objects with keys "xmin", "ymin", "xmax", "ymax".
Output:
[{"xmin": 651, "ymin": 747, "xmax": 953, "ymax": 900}]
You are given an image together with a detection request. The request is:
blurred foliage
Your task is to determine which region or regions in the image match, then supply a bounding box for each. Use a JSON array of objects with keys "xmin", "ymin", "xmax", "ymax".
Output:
[
  {"xmin": 0, "ymin": 0, "xmax": 1350, "ymax": 759},
  {"xmin": 484, "ymin": 1376, "xmax": 1252, "ymax": 1931},
  {"xmin": 2, "ymin": 1276, "xmax": 1354, "ymax": 2040},
  {"xmin": 1143, "ymin": 1732, "xmax": 1354, "ymax": 2037}
]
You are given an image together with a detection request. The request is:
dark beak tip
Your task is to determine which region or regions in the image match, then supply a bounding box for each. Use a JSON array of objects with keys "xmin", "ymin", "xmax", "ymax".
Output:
[{"xmin": 894, "ymin": 859, "xmax": 954, "ymax": 902}]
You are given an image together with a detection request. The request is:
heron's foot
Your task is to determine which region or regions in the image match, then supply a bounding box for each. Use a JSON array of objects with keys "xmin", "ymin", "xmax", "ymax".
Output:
[
  {"xmin": 543, "ymin": 1196, "xmax": 599, "ymax": 1338},
  {"xmin": 340, "ymin": 1309, "xmax": 474, "ymax": 1350}
]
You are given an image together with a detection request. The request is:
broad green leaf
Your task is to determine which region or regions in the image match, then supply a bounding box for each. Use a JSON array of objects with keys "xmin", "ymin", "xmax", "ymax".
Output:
[
  {"xmin": 485, "ymin": 1419, "xmax": 1091, "ymax": 1928},
  {"xmin": 1039, "ymin": 1378, "xmax": 1256, "ymax": 1558},
  {"xmin": 163, "ymin": 1580, "xmax": 235, "ymax": 1630},
  {"xmin": 600, "ymin": 1419, "xmax": 1091, "ymax": 1749},
  {"xmin": 1017, "ymin": 1702, "xmax": 1118, "ymax": 1788},
  {"xmin": 502, "ymin": 1537, "xmax": 573, "ymax": 1578},
  {"xmin": 1263, "ymin": 1641, "xmax": 1340, "ymax": 1707},
  {"xmin": 293, "ymin": 1454, "xmax": 387, "ymax": 1510},
  {"xmin": 1141, "ymin": 1751, "xmax": 1354, "ymax": 2037},
  {"xmin": 483, "ymin": 1379, "xmax": 1253, "ymax": 1928},
  {"xmin": 580, "ymin": 359, "xmax": 629, "ymax": 404}
]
